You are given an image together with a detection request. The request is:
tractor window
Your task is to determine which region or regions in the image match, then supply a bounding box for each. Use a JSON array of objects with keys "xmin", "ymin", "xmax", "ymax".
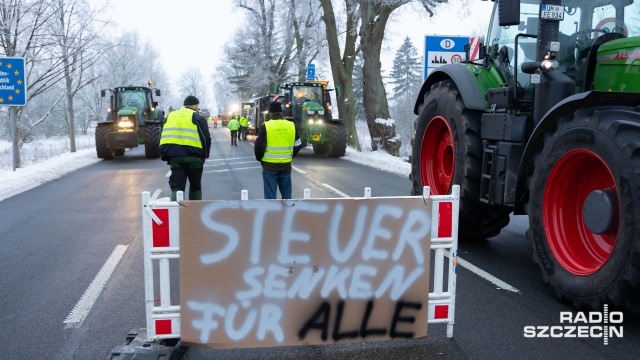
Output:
[
  {"xmin": 119, "ymin": 90, "xmax": 148, "ymax": 120},
  {"xmin": 291, "ymin": 86, "xmax": 323, "ymax": 117}
]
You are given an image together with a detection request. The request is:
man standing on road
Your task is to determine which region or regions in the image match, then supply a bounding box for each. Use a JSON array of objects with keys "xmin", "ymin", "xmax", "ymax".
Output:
[
  {"xmin": 239, "ymin": 114, "xmax": 249, "ymax": 141},
  {"xmin": 228, "ymin": 115, "xmax": 240, "ymax": 145},
  {"xmin": 159, "ymin": 95, "xmax": 211, "ymax": 201},
  {"xmin": 254, "ymin": 102, "xmax": 302, "ymax": 199}
]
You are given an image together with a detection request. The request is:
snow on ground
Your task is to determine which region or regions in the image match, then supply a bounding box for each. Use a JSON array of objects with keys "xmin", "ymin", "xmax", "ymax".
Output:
[{"xmin": 0, "ymin": 133, "xmax": 410, "ymax": 201}]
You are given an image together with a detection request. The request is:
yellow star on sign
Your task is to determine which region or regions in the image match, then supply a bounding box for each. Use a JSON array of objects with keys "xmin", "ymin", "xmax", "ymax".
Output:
[
  {"xmin": 14, "ymin": 70, "xmax": 19, "ymax": 76},
  {"xmin": 15, "ymin": 89, "xmax": 20, "ymax": 94},
  {"xmin": 0, "ymin": 98, "xmax": 3, "ymax": 103},
  {"xmin": 17, "ymin": 80, "xmax": 22, "ymax": 85},
  {"xmin": 7, "ymin": 63, "xmax": 11, "ymax": 69},
  {"xmin": 8, "ymin": 96, "xmax": 13, "ymax": 101},
  {"xmin": 0, "ymin": 62, "xmax": 3, "ymax": 66}
]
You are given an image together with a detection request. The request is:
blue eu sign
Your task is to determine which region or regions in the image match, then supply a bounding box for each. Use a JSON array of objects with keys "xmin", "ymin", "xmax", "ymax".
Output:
[
  {"xmin": 306, "ymin": 64, "xmax": 315, "ymax": 81},
  {"xmin": 0, "ymin": 57, "xmax": 27, "ymax": 106}
]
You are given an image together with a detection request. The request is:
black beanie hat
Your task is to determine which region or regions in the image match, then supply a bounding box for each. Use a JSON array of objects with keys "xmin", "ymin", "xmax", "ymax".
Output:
[
  {"xmin": 183, "ymin": 95, "xmax": 199, "ymax": 106},
  {"xmin": 269, "ymin": 102, "xmax": 282, "ymax": 113}
]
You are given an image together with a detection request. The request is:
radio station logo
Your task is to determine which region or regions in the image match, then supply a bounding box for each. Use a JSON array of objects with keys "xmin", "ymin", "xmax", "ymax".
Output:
[{"xmin": 523, "ymin": 305, "xmax": 623, "ymax": 345}]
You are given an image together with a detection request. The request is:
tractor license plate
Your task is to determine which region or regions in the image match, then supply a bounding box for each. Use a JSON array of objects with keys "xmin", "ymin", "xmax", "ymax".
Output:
[
  {"xmin": 121, "ymin": 116, "xmax": 129, "ymax": 120},
  {"xmin": 312, "ymin": 134, "xmax": 321, "ymax": 141},
  {"xmin": 540, "ymin": 4, "xmax": 564, "ymax": 20}
]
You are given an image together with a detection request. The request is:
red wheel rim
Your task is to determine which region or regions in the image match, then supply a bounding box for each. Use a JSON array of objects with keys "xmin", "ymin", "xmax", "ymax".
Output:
[
  {"xmin": 543, "ymin": 150, "xmax": 618, "ymax": 276},
  {"xmin": 420, "ymin": 116, "xmax": 454, "ymax": 195}
]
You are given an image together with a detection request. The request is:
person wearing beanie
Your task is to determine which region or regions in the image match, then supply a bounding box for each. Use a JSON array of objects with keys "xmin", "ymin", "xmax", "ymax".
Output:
[
  {"xmin": 159, "ymin": 95, "xmax": 211, "ymax": 200},
  {"xmin": 254, "ymin": 101, "xmax": 302, "ymax": 199}
]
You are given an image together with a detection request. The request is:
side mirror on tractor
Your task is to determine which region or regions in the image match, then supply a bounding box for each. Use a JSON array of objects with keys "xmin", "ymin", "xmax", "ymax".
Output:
[
  {"xmin": 498, "ymin": 0, "xmax": 520, "ymax": 27},
  {"xmin": 155, "ymin": 89, "xmax": 161, "ymax": 96},
  {"xmin": 100, "ymin": 89, "xmax": 106, "ymax": 98}
]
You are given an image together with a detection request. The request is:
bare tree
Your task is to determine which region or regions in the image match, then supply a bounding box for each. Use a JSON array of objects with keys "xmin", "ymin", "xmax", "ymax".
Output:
[
  {"xmin": 178, "ymin": 67, "xmax": 207, "ymax": 104},
  {"xmin": 358, "ymin": 0, "xmax": 452, "ymax": 156},
  {"xmin": 49, "ymin": 0, "xmax": 108, "ymax": 152},
  {"xmin": 319, "ymin": 0, "xmax": 361, "ymax": 149}
]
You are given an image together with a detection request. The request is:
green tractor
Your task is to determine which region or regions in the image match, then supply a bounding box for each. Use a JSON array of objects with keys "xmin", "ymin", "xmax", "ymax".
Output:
[
  {"xmin": 277, "ymin": 80, "xmax": 347, "ymax": 157},
  {"xmin": 96, "ymin": 83, "xmax": 164, "ymax": 159},
  {"xmin": 411, "ymin": 0, "xmax": 640, "ymax": 315}
]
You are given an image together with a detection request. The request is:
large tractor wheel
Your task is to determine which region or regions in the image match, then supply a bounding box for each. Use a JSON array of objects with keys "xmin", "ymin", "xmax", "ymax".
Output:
[
  {"xmin": 144, "ymin": 124, "xmax": 161, "ymax": 159},
  {"xmin": 526, "ymin": 108, "xmax": 640, "ymax": 315},
  {"xmin": 327, "ymin": 122, "xmax": 347, "ymax": 158},
  {"xmin": 312, "ymin": 142, "xmax": 327, "ymax": 155},
  {"xmin": 95, "ymin": 125, "xmax": 114, "ymax": 160},
  {"xmin": 410, "ymin": 80, "xmax": 510, "ymax": 240}
]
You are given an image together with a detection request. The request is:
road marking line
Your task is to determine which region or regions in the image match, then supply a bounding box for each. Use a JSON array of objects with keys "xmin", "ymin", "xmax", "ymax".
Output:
[
  {"xmin": 445, "ymin": 250, "xmax": 520, "ymax": 293},
  {"xmin": 321, "ymin": 183, "xmax": 350, "ymax": 198},
  {"xmin": 151, "ymin": 189, "xmax": 161, "ymax": 201},
  {"xmin": 63, "ymin": 244, "xmax": 129, "ymax": 329},
  {"xmin": 292, "ymin": 165, "xmax": 306, "ymax": 174},
  {"xmin": 205, "ymin": 166, "xmax": 263, "ymax": 173},
  {"xmin": 165, "ymin": 170, "xmax": 171, "ymax": 178}
]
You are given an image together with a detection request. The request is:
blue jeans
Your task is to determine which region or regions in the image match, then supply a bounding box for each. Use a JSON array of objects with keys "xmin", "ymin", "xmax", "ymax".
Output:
[{"xmin": 262, "ymin": 170, "xmax": 292, "ymax": 199}]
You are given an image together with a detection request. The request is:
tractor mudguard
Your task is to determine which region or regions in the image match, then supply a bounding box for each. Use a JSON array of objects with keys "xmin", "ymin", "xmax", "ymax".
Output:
[
  {"xmin": 513, "ymin": 91, "xmax": 640, "ymax": 214},
  {"xmin": 414, "ymin": 64, "xmax": 486, "ymax": 114}
]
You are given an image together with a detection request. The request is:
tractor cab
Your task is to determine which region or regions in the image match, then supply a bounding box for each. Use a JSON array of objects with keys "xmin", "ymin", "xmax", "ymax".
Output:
[{"xmin": 487, "ymin": 0, "xmax": 635, "ymax": 110}]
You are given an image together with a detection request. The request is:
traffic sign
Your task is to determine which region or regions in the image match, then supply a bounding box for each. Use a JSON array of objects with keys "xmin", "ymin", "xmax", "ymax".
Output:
[
  {"xmin": 424, "ymin": 35, "xmax": 471, "ymax": 80},
  {"xmin": 306, "ymin": 63, "xmax": 315, "ymax": 81},
  {"xmin": 0, "ymin": 57, "xmax": 27, "ymax": 106}
]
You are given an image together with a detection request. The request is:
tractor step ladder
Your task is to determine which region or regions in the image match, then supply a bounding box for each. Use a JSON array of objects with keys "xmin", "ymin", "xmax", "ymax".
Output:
[{"xmin": 141, "ymin": 185, "xmax": 459, "ymax": 341}]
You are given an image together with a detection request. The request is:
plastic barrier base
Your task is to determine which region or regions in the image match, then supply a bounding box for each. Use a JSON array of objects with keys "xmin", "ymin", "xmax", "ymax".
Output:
[{"xmin": 107, "ymin": 328, "xmax": 186, "ymax": 360}]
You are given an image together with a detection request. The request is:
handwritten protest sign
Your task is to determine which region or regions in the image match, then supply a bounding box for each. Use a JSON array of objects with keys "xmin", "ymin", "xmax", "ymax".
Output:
[{"xmin": 179, "ymin": 197, "xmax": 432, "ymax": 348}]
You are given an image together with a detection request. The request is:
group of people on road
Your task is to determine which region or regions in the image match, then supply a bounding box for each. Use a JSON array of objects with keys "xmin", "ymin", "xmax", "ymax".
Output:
[{"xmin": 159, "ymin": 95, "xmax": 301, "ymax": 201}]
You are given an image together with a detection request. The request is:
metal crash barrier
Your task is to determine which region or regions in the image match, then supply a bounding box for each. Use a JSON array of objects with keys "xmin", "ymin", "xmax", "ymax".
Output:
[{"xmin": 141, "ymin": 186, "xmax": 459, "ymax": 343}]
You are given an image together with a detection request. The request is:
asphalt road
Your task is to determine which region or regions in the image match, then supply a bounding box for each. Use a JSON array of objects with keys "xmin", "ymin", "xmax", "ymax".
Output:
[{"xmin": 0, "ymin": 125, "xmax": 637, "ymax": 359}]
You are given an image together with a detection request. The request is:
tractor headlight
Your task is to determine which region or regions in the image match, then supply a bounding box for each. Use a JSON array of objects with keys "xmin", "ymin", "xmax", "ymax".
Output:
[
  {"xmin": 308, "ymin": 119, "xmax": 314, "ymax": 125},
  {"xmin": 541, "ymin": 59, "xmax": 559, "ymax": 71},
  {"xmin": 118, "ymin": 120, "xmax": 134, "ymax": 128}
]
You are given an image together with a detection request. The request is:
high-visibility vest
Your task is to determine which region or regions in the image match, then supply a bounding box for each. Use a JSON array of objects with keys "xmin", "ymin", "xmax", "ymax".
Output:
[
  {"xmin": 262, "ymin": 119, "xmax": 295, "ymax": 164},
  {"xmin": 239, "ymin": 117, "xmax": 249, "ymax": 127},
  {"xmin": 228, "ymin": 118, "xmax": 240, "ymax": 130},
  {"xmin": 159, "ymin": 108, "xmax": 202, "ymax": 148}
]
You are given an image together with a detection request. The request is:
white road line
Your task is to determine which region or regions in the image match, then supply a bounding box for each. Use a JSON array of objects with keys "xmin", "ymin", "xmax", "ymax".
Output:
[
  {"xmin": 151, "ymin": 189, "xmax": 161, "ymax": 201},
  {"xmin": 321, "ymin": 183, "xmax": 350, "ymax": 198},
  {"xmin": 292, "ymin": 165, "xmax": 306, "ymax": 174},
  {"xmin": 165, "ymin": 170, "xmax": 171, "ymax": 178},
  {"xmin": 206, "ymin": 166, "xmax": 263, "ymax": 173},
  {"xmin": 63, "ymin": 244, "xmax": 129, "ymax": 329},
  {"xmin": 207, "ymin": 156, "xmax": 255, "ymax": 161},
  {"xmin": 446, "ymin": 250, "xmax": 520, "ymax": 293}
]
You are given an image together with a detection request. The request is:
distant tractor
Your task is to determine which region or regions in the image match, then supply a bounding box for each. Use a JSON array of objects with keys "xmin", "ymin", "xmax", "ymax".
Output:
[
  {"xmin": 276, "ymin": 80, "xmax": 347, "ymax": 157},
  {"xmin": 252, "ymin": 94, "xmax": 281, "ymax": 132},
  {"xmin": 411, "ymin": 0, "xmax": 640, "ymax": 315},
  {"xmin": 96, "ymin": 83, "xmax": 164, "ymax": 159}
]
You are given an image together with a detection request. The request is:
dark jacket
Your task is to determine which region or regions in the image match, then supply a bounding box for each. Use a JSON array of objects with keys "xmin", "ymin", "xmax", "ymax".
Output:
[
  {"xmin": 160, "ymin": 108, "xmax": 211, "ymax": 162},
  {"xmin": 254, "ymin": 115, "xmax": 302, "ymax": 172}
]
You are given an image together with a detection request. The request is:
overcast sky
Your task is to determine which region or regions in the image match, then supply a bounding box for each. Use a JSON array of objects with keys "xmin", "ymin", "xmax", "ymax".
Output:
[{"xmin": 106, "ymin": 0, "xmax": 493, "ymax": 97}]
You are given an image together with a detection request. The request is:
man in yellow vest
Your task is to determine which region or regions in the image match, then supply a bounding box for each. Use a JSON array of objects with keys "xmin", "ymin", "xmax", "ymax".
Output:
[
  {"xmin": 159, "ymin": 95, "xmax": 211, "ymax": 200},
  {"xmin": 254, "ymin": 102, "xmax": 302, "ymax": 199},
  {"xmin": 239, "ymin": 115, "xmax": 249, "ymax": 141},
  {"xmin": 227, "ymin": 115, "xmax": 240, "ymax": 145}
]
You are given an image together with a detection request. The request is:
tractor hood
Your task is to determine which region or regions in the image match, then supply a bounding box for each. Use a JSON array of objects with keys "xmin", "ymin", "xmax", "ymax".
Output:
[
  {"xmin": 118, "ymin": 106, "xmax": 139, "ymax": 116},
  {"xmin": 302, "ymin": 101, "xmax": 324, "ymax": 112}
]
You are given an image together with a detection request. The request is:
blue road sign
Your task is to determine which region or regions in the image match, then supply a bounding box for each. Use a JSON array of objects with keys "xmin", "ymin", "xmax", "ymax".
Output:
[
  {"xmin": 0, "ymin": 57, "xmax": 26, "ymax": 106},
  {"xmin": 306, "ymin": 64, "xmax": 316, "ymax": 81},
  {"xmin": 423, "ymin": 35, "xmax": 470, "ymax": 80}
]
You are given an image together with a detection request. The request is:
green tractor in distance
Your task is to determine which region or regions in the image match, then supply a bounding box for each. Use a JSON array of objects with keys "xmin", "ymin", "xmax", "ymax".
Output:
[
  {"xmin": 411, "ymin": 0, "xmax": 640, "ymax": 315},
  {"xmin": 276, "ymin": 80, "xmax": 347, "ymax": 157},
  {"xmin": 96, "ymin": 83, "xmax": 164, "ymax": 159}
]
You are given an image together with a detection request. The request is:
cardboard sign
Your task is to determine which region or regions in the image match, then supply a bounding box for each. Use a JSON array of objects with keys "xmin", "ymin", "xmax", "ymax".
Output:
[{"xmin": 179, "ymin": 197, "xmax": 432, "ymax": 348}]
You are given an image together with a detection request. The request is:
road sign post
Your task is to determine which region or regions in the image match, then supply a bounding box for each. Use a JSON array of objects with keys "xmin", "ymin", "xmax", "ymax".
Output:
[
  {"xmin": 306, "ymin": 63, "xmax": 316, "ymax": 81},
  {"xmin": 1, "ymin": 57, "xmax": 27, "ymax": 171},
  {"xmin": 423, "ymin": 35, "xmax": 471, "ymax": 80}
]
